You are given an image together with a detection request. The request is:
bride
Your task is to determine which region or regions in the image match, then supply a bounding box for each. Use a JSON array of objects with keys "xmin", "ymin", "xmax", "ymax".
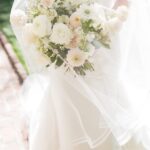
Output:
[{"xmin": 10, "ymin": 0, "xmax": 150, "ymax": 149}]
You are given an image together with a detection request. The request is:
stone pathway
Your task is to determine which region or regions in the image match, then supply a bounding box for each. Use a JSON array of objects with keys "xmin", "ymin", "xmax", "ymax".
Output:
[{"xmin": 0, "ymin": 40, "xmax": 27, "ymax": 150}]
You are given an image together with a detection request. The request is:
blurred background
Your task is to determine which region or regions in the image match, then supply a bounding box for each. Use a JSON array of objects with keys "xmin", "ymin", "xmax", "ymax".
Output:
[{"xmin": 0, "ymin": 0, "xmax": 28, "ymax": 149}]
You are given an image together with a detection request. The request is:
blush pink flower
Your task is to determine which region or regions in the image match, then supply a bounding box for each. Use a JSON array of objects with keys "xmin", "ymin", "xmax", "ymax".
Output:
[
  {"xmin": 41, "ymin": 0, "xmax": 54, "ymax": 7},
  {"xmin": 69, "ymin": 13, "xmax": 81, "ymax": 28},
  {"xmin": 67, "ymin": 49, "xmax": 87, "ymax": 67}
]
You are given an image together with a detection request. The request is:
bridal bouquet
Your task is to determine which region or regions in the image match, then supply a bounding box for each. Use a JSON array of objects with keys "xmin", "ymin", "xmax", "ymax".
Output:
[{"xmin": 10, "ymin": 0, "xmax": 128, "ymax": 76}]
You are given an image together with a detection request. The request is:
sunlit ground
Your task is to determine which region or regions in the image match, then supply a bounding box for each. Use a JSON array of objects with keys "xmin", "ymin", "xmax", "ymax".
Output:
[{"xmin": 0, "ymin": 44, "xmax": 27, "ymax": 150}]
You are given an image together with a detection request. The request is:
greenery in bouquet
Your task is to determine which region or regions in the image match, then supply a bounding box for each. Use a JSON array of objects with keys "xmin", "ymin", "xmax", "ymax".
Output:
[{"xmin": 10, "ymin": 0, "xmax": 128, "ymax": 76}]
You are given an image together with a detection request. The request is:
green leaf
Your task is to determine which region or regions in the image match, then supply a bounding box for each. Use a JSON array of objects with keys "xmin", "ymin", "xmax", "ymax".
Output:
[
  {"xmin": 82, "ymin": 20, "xmax": 93, "ymax": 33},
  {"xmin": 55, "ymin": 7, "xmax": 70, "ymax": 16},
  {"xmin": 51, "ymin": 55, "xmax": 57, "ymax": 63},
  {"xmin": 101, "ymin": 42, "xmax": 111, "ymax": 49},
  {"xmin": 46, "ymin": 49, "xmax": 53, "ymax": 57},
  {"xmin": 56, "ymin": 57, "xmax": 64, "ymax": 66},
  {"xmin": 74, "ymin": 67, "xmax": 86, "ymax": 76}
]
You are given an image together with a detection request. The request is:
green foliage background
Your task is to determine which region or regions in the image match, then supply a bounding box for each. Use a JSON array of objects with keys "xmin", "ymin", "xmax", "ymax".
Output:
[{"xmin": 0, "ymin": 0, "xmax": 28, "ymax": 72}]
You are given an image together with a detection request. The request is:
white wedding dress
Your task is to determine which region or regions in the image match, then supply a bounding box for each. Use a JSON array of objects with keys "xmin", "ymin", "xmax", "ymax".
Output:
[{"xmin": 11, "ymin": 0, "xmax": 150, "ymax": 149}]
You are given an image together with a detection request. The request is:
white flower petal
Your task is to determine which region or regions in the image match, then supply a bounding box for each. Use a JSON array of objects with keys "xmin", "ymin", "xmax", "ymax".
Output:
[
  {"xmin": 33, "ymin": 15, "xmax": 52, "ymax": 37},
  {"xmin": 67, "ymin": 49, "xmax": 87, "ymax": 67},
  {"xmin": 50, "ymin": 23, "xmax": 72, "ymax": 45}
]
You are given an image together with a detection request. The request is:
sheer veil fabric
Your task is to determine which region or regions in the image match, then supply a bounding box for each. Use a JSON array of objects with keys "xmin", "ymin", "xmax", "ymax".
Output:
[{"xmin": 11, "ymin": 0, "xmax": 150, "ymax": 149}]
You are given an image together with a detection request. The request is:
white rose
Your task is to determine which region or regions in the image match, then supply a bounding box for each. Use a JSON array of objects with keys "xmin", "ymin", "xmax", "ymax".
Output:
[
  {"xmin": 10, "ymin": 9, "xmax": 27, "ymax": 27},
  {"xmin": 50, "ymin": 23, "xmax": 72, "ymax": 45},
  {"xmin": 116, "ymin": 6, "xmax": 128, "ymax": 21},
  {"xmin": 22, "ymin": 23, "xmax": 37, "ymax": 44},
  {"xmin": 41, "ymin": 0, "xmax": 55, "ymax": 7},
  {"xmin": 67, "ymin": 48, "xmax": 87, "ymax": 67},
  {"xmin": 33, "ymin": 15, "xmax": 52, "ymax": 37},
  {"xmin": 77, "ymin": 4, "xmax": 96, "ymax": 20}
]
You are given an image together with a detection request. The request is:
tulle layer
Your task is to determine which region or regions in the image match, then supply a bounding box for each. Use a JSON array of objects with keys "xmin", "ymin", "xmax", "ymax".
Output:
[
  {"xmin": 19, "ymin": 38, "xmax": 148, "ymax": 149},
  {"xmin": 11, "ymin": 0, "xmax": 150, "ymax": 149},
  {"xmin": 20, "ymin": 63, "xmax": 146, "ymax": 150}
]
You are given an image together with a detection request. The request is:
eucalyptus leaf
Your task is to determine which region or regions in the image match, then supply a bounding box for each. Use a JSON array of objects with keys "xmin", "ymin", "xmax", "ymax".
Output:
[{"xmin": 56, "ymin": 57, "xmax": 64, "ymax": 66}]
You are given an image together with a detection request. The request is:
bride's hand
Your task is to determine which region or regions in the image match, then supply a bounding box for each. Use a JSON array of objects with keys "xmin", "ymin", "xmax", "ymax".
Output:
[{"xmin": 114, "ymin": 0, "xmax": 129, "ymax": 8}]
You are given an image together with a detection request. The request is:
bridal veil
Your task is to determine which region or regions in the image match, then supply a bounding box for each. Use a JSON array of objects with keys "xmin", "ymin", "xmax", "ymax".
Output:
[{"xmin": 10, "ymin": 0, "xmax": 150, "ymax": 149}]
